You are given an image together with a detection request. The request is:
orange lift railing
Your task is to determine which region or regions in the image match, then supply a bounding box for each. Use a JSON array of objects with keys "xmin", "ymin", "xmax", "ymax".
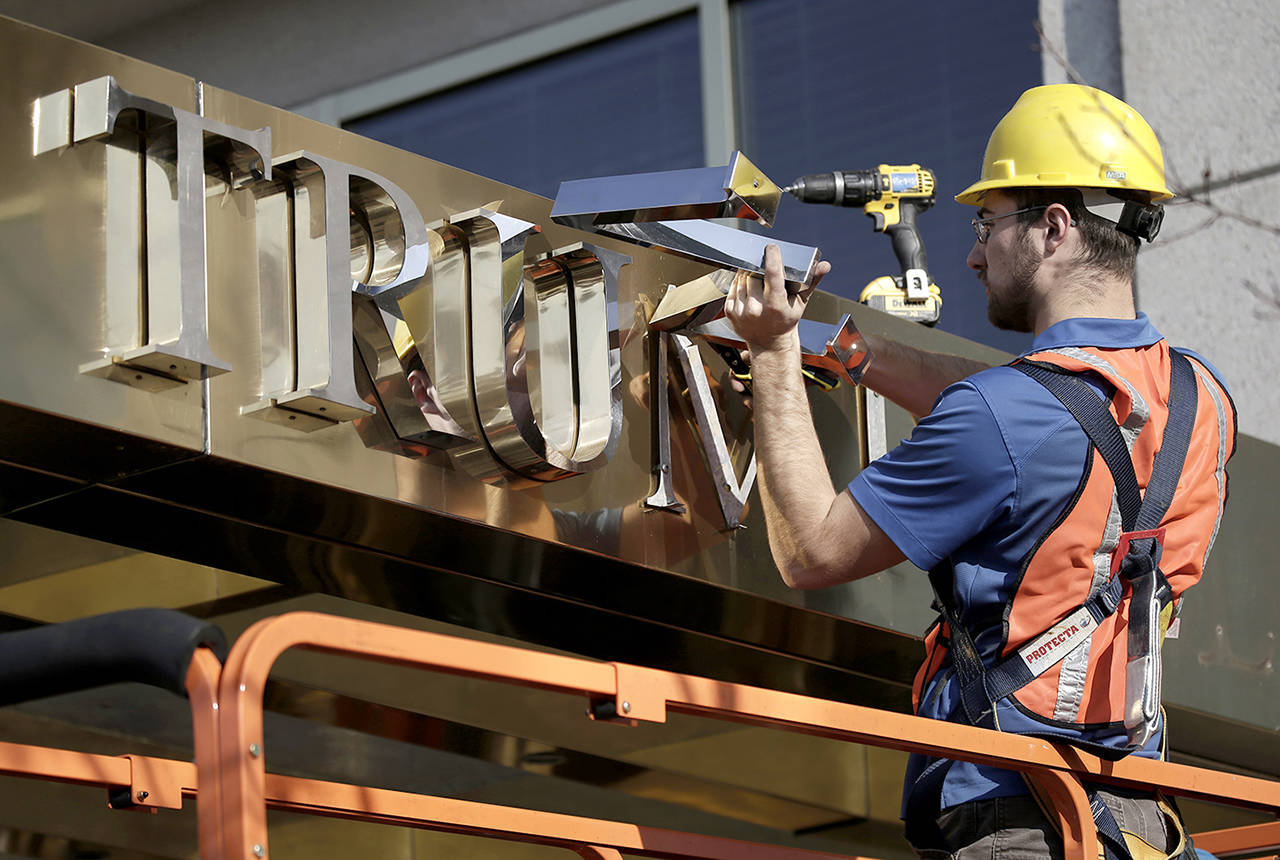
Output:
[
  {"xmin": 1, "ymin": 609, "xmax": 1278, "ymax": 860},
  {"xmin": 0, "ymin": 609, "xmax": 226, "ymax": 859},
  {"xmin": 214, "ymin": 612, "xmax": 1280, "ymax": 860}
]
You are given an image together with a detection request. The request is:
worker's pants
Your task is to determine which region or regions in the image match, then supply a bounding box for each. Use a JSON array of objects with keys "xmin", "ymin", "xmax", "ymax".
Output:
[{"xmin": 910, "ymin": 789, "xmax": 1175, "ymax": 860}]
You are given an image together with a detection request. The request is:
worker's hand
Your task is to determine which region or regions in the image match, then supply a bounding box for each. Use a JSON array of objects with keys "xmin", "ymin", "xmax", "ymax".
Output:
[
  {"xmin": 724, "ymin": 245, "xmax": 830, "ymax": 355},
  {"xmin": 408, "ymin": 369, "xmax": 468, "ymax": 437}
]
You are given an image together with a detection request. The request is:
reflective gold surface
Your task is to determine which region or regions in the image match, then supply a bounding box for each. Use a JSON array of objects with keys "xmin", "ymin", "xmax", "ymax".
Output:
[
  {"xmin": 1, "ymin": 21, "xmax": 205, "ymax": 451},
  {"xmin": 193, "ymin": 76, "xmax": 740, "ymax": 572},
  {"xmin": 14, "ymin": 10, "xmax": 1256, "ymax": 696}
]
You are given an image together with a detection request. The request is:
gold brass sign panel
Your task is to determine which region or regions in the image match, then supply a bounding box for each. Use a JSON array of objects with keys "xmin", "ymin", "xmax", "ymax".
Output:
[
  {"xmin": 1, "ymin": 15, "xmax": 887, "ymax": 597},
  {"xmin": 23, "ymin": 71, "xmax": 641, "ymax": 486},
  {"xmin": 33, "ymin": 73, "xmax": 627, "ymax": 492}
]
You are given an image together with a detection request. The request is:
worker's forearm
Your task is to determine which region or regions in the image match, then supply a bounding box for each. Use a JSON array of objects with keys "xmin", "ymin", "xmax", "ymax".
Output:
[
  {"xmin": 859, "ymin": 334, "xmax": 992, "ymax": 417},
  {"xmin": 749, "ymin": 338, "xmax": 843, "ymax": 585}
]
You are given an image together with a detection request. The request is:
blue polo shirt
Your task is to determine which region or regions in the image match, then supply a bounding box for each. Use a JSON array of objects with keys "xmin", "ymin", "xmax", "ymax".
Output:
[{"xmin": 849, "ymin": 314, "xmax": 1180, "ymax": 813}]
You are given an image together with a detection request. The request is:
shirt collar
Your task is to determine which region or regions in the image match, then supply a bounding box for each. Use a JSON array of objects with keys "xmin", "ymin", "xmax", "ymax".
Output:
[{"xmin": 1023, "ymin": 313, "xmax": 1164, "ymax": 355}]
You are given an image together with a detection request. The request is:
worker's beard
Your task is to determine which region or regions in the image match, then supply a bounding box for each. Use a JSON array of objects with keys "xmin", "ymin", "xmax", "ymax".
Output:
[{"xmin": 985, "ymin": 230, "xmax": 1041, "ymax": 332}]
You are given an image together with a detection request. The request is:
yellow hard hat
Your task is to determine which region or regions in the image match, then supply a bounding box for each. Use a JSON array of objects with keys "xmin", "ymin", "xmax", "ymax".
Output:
[{"xmin": 956, "ymin": 84, "xmax": 1173, "ymax": 206}]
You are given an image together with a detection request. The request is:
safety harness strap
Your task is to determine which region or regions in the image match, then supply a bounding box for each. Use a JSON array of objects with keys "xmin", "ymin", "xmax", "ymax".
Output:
[
  {"xmin": 1017, "ymin": 353, "xmax": 1198, "ymax": 749},
  {"xmin": 950, "ymin": 351, "xmax": 1200, "ymax": 706},
  {"xmin": 1093, "ymin": 794, "xmax": 1137, "ymax": 860},
  {"xmin": 905, "ymin": 758, "xmax": 1158, "ymax": 858},
  {"xmin": 926, "ymin": 564, "xmax": 998, "ymax": 726},
  {"xmin": 1015, "ymin": 359, "xmax": 1144, "ymax": 528},
  {"xmin": 1017, "ymin": 350, "xmax": 1198, "ymax": 533},
  {"xmin": 907, "ymin": 350, "xmax": 1201, "ymax": 857},
  {"xmin": 1135, "ymin": 351, "xmax": 1198, "ymax": 532}
]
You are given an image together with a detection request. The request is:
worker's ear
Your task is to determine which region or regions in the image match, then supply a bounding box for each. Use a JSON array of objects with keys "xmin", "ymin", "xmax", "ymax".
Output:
[{"xmin": 1043, "ymin": 203, "xmax": 1073, "ymax": 252}]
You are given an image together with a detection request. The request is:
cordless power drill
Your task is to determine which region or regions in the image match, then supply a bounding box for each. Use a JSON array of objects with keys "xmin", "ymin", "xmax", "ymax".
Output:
[{"xmin": 784, "ymin": 164, "xmax": 942, "ymax": 325}]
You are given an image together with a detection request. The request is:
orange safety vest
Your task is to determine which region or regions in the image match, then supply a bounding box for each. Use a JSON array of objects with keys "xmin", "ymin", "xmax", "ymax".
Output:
[{"xmin": 912, "ymin": 340, "xmax": 1236, "ymax": 730}]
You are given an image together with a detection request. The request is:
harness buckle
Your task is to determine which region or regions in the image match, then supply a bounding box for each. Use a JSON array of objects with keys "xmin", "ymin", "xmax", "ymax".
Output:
[
  {"xmin": 1110, "ymin": 527, "xmax": 1166, "ymax": 580},
  {"xmin": 1111, "ymin": 528, "xmax": 1171, "ymax": 749}
]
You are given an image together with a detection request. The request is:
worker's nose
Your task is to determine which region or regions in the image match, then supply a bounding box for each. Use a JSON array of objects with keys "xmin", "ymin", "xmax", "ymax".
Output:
[{"xmin": 966, "ymin": 240, "xmax": 986, "ymax": 272}]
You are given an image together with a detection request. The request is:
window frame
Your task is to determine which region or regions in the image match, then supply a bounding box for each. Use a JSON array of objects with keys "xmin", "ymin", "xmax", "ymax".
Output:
[{"xmin": 290, "ymin": 0, "xmax": 737, "ymax": 169}]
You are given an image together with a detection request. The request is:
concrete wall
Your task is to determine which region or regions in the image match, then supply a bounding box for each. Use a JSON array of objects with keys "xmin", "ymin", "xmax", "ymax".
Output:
[
  {"xmin": 1121, "ymin": 0, "xmax": 1280, "ymax": 446},
  {"xmin": 1043, "ymin": 0, "xmax": 1280, "ymax": 445}
]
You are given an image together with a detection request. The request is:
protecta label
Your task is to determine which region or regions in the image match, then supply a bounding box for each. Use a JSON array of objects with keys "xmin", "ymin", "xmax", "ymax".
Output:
[{"xmin": 1018, "ymin": 606, "xmax": 1094, "ymax": 677}]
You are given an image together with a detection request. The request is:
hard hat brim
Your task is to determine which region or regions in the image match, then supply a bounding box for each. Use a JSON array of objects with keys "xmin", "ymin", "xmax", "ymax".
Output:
[{"xmin": 954, "ymin": 177, "xmax": 1174, "ymax": 207}]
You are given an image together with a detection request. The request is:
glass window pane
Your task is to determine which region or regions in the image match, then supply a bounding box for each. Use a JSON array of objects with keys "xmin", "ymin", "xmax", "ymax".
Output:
[
  {"xmin": 734, "ymin": 0, "xmax": 1043, "ymax": 353},
  {"xmin": 346, "ymin": 13, "xmax": 705, "ymax": 200}
]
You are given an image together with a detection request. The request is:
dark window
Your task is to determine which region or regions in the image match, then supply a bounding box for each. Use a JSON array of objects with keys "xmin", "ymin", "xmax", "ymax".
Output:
[
  {"xmin": 346, "ymin": 13, "xmax": 705, "ymax": 200},
  {"xmin": 733, "ymin": 0, "xmax": 1042, "ymax": 353}
]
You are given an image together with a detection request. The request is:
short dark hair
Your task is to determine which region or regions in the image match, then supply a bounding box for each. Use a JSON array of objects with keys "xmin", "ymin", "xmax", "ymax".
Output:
[{"xmin": 1011, "ymin": 188, "xmax": 1140, "ymax": 281}]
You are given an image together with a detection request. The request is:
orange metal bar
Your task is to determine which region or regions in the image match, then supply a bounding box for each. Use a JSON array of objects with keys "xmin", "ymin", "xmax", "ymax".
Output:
[
  {"xmin": 262, "ymin": 772, "xmax": 859, "ymax": 860},
  {"xmin": 657, "ymin": 678, "xmax": 1280, "ymax": 811},
  {"xmin": 118, "ymin": 754, "xmax": 188, "ymax": 809},
  {"xmin": 186, "ymin": 646, "xmax": 225, "ymax": 860},
  {"xmin": 1024, "ymin": 768, "xmax": 1099, "ymax": 860},
  {"xmin": 0, "ymin": 647, "xmax": 221, "ymax": 853},
  {"xmin": 0, "ymin": 744, "xmax": 195, "ymax": 810},
  {"xmin": 0, "ymin": 740, "xmax": 134, "ymax": 788},
  {"xmin": 576, "ymin": 848, "xmax": 626, "ymax": 860},
  {"xmin": 0, "ymin": 744, "xmax": 865, "ymax": 860},
  {"xmin": 0, "ymin": 742, "xmax": 199, "ymax": 829},
  {"xmin": 214, "ymin": 612, "xmax": 1280, "ymax": 860},
  {"xmin": 1193, "ymin": 820, "xmax": 1280, "ymax": 857},
  {"xmin": 0, "ymin": 649, "xmax": 219, "ymax": 809},
  {"xmin": 216, "ymin": 612, "xmax": 618, "ymax": 859}
]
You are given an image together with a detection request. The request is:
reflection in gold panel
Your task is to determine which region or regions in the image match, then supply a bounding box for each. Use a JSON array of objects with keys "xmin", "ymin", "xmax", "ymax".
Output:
[
  {"xmin": 621, "ymin": 728, "xmax": 874, "ymax": 818},
  {"xmin": 269, "ymin": 814, "xmax": 576, "ymax": 860},
  {"xmin": 0, "ymin": 552, "xmax": 270, "ymax": 624}
]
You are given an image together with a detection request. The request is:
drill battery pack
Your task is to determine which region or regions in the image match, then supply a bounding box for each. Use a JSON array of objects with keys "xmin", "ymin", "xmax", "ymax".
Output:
[{"xmin": 859, "ymin": 275, "xmax": 941, "ymax": 326}]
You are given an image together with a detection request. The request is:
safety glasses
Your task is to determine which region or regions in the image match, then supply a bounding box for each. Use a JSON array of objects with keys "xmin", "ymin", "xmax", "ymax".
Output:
[{"xmin": 970, "ymin": 205, "xmax": 1049, "ymax": 243}]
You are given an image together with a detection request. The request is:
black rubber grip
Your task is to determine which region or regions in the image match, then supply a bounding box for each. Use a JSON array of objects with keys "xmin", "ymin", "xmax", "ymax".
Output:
[
  {"xmin": 0, "ymin": 608, "xmax": 227, "ymax": 705},
  {"xmin": 887, "ymin": 204, "xmax": 928, "ymax": 274}
]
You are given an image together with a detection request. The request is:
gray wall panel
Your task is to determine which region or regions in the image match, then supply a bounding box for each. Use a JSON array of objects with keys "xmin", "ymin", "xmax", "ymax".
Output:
[{"xmin": 1119, "ymin": 0, "xmax": 1280, "ymax": 444}]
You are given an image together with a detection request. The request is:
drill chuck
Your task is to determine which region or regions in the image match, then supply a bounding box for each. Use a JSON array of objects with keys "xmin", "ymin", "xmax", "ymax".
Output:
[{"xmin": 784, "ymin": 170, "xmax": 884, "ymax": 208}]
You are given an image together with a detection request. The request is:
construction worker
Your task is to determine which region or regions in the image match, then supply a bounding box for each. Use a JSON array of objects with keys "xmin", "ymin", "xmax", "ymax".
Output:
[{"xmin": 725, "ymin": 84, "xmax": 1236, "ymax": 859}]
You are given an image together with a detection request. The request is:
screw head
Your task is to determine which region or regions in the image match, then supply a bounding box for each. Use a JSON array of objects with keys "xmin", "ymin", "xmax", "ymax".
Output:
[
  {"xmin": 136, "ymin": 791, "xmax": 149, "ymax": 802},
  {"xmin": 253, "ymin": 845, "xmax": 266, "ymax": 858},
  {"xmin": 621, "ymin": 701, "xmax": 631, "ymax": 714},
  {"xmin": 249, "ymin": 743, "xmax": 262, "ymax": 758}
]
